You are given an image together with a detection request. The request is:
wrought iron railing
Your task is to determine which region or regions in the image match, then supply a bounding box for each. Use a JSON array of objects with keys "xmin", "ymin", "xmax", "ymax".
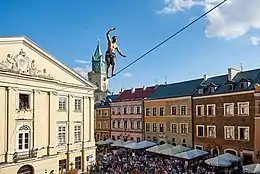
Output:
[{"xmin": 13, "ymin": 150, "xmax": 37, "ymax": 162}]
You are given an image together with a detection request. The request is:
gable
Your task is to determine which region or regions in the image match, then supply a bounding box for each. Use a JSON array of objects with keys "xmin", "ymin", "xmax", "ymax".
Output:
[{"xmin": 0, "ymin": 37, "xmax": 95, "ymax": 89}]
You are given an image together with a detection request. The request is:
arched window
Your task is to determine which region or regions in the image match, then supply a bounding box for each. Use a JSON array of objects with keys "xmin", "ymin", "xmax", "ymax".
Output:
[
  {"xmin": 17, "ymin": 125, "xmax": 31, "ymax": 151},
  {"xmin": 17, "ymin": 165, "xmax": 34, "ymax": 174}
]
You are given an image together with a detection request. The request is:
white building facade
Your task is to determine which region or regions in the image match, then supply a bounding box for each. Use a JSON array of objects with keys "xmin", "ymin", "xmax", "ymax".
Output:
[{"xmin": 0, "ymin": 37, "xmax": 97, "ymax": 174}]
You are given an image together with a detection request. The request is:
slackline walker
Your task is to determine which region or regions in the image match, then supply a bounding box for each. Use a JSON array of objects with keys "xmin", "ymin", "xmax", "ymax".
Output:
[{"xmin": 106, "ymin": 0, "xmax": 227, "ymax": 79}]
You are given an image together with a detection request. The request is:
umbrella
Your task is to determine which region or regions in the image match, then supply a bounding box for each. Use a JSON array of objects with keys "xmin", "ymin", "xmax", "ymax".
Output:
[
  {"xmin": 111, "ymin": 140, "xmax": 124, "ymax": 147},
  {"xmin": 174, "ymin": 149, "xmax": 209, "ymax": 160},
  {"xmin": 243, "ymin": 163, "xmax": 260, "ymax": 173},
  {"xmin": 123, "ymin": 142, "xmax": 142, "ymax": 149},
  {"xmin": 205, "ymin": 156, "xmax": 231, "ymax": 167},
  {"xmin": 218, "ymin": 153, "xmax": 240, "ymax": 162},
  {"xmin": 104, "ymin": 138, "xmax": 114, "ymax": 144},
  {"xmin": 137, "ymin": 141, "xmax": 157, "ymax": 149},
  {"xmin": 159, "ymin": 145, "xmax": 190, "ymax": 156},
  {"xmin": 95, "ymin": 140, "xmax": 105, "ymax": 145},
  {"xmin": 146, "ymin": 143, "xmax": 173, "ymax": 153}
]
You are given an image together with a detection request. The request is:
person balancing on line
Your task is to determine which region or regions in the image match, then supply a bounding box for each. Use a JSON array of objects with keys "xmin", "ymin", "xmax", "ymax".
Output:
[{"xmin": 105, "ymin": 27, "xmax": 126, "ymax": 78}]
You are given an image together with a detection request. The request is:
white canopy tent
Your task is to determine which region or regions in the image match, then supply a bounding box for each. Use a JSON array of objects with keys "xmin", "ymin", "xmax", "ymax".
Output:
[
  {"xmin": 158, "ymin": 145, "xmax": 190, "ymax": 156},
  {"xmin": 173, "ymin": 149, "xmax": 209, "ymax": 160},
  {"xmin": 217, "ymin": 153, "xmax": 240, "ymax": 163},
  {"xmin": 146, "ymin": 143, "xmax": 173, "ymax": 153},
  {"xmin": 243, "ymin": 163, "xmax": 260, "ymax": 173},
  {"xmin": 205, "ymin": 156, "xmax": 231, "ymax": 167}
]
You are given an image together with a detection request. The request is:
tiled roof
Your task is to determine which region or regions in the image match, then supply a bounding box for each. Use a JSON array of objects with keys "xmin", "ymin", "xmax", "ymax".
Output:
[
  {"xmin": 193, "ymin": 68, "xmax": 260, "ymax": 96},
  {"xmin": 114, "ymin": 86, "xmax": 157, "ymax": 102},
  {"xmin": 147, "ymin": 78, "xmax": 204, "ymax": 100},
  {"xmin": 95, "ymin": 94, "xmax": 119, "ymax": 108}
]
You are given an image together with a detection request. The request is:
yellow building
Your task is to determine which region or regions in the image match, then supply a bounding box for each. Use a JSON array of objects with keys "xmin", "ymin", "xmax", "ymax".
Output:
[
  {"xmin": 144, "ymin": 79, "xmax": 203, "ymax": 147},
  {"xmin": 0, "ymin": 37, "xmax": 97, "ymax": 174}
]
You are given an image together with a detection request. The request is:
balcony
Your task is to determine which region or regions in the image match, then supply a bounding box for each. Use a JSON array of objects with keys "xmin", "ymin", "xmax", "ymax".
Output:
[{"xmin": 13, "ymin": 150, "xmax": 37, "ymax": 162}]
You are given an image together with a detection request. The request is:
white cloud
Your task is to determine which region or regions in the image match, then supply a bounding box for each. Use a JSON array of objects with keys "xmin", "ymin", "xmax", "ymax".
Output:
[
  {"xmin": 159, "ymin": 0, "xmax": 260, "ymax": 39},
  {"xmin": 75, "ymin": 59, "xmax": 91, "ymax": 64},
  {"xmin": 249, "ymin": 36, "xmax": 260, "ymax": 46},
  {"xmin": 123, "ymin": 72, "xmax": 132, "ymax": 78},
  {"xmin": 73, "ymin": 65, "xmax": 91, "ymax": 78}
]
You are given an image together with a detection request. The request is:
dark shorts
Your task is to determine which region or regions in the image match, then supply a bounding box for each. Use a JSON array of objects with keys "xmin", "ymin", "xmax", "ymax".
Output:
[{"xmin": 105, "ymin": 51, "xmax": 116, "ymax": 66}]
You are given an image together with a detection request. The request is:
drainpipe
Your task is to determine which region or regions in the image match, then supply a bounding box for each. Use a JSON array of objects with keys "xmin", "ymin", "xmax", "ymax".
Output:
[
  {"xmin": 66, "ymin": 95, "xmax": 70, "ymax": 171},
  {"xmin": 191, "ymin": 96, "xmax": 194, "ymax": 148},
  {"xmin": 47, "ymin": 92, "xmax": 51, "ymax": 156},
  {"xmin": 81, "ymin": 96, "xmax": 85, "ymax": 171},
  {"xmin": 5, "ymin": 87, "xmax": 10, "ymax": 162},
  {"xmin": 32, "ymin": 90, "xmax": 35, "ymax": 151}
]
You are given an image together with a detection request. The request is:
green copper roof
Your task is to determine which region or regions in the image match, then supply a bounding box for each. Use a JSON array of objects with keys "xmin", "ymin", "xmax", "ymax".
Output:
[{"xmin": 92, "ymin": 40, "xmax": 102, "ymax": 61}]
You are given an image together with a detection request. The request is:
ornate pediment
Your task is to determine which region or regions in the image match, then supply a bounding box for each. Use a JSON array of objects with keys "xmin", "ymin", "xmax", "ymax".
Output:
[{"xmin": 0, "ymin": 49, "xmax": 53, "ymax": 79}]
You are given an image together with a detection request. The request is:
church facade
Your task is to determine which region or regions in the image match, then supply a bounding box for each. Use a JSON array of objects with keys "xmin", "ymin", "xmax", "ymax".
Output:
[{"xmin": 0, "ymin": 37, "xmax": 96, "ymax": 174}]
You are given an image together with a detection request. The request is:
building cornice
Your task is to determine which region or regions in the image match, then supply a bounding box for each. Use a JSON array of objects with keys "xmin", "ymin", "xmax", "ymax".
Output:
[{"xmin": 145, "ymin": 96, "xmax": 191, "ymax": 102}]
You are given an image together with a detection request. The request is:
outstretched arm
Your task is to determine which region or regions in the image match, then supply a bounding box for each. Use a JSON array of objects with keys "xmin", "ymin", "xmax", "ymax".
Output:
[
  {"xmin": 116, "ymin": 47, "xmax": 126, "ymax": 57},
  {"xmin": 106, "ymin": 28, "xmax": 115, "ymax": 42}
]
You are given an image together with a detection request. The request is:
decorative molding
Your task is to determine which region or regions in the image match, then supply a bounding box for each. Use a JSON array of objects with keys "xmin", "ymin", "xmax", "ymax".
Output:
[
  {"xmin": 0, "ymin": 49, "xmax": 53, "ymax": 79},
  {"xmin": 52, "ymin": 91, "xmax": 58, "ymax": 96}
]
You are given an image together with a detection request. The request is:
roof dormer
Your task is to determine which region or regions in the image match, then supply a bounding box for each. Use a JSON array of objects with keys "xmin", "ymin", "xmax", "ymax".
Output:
[
  {"xmin": 225, "ymin": 80, "xmax": 235, "ymax": 91},
  {"xmin": 239, "ymin": 77, "xmax": 251, "ymax": 89},
  {"xmin": 208, "ymin": 83, "xmax": 218, "ymax": 93}
]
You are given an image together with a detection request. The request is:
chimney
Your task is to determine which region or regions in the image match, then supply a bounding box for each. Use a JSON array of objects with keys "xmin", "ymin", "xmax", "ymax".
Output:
[
  {"xmin": 143, "ymin": 85, "xmax": 146, "ymax": 91},
  {"xmin": 228, "ymin": 68, "xmax": 240, "ymax": 81},
  {"xmin": 131, "ymin": 88, "xmax": 135, "ymax": 93},
  {"xmin": 204, "ymin": 74, "xmax": 207, "ymax": 81}
]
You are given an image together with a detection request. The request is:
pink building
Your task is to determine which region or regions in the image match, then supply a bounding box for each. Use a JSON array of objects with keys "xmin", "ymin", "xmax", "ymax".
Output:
[{"xmin": 111, "ymin": 86, "xmax": 157, "ymax": 142}]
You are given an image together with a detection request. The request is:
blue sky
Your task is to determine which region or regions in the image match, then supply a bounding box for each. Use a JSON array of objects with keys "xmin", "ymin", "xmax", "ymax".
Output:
[{"xmin": 1, "ymin": 0, "xmax": 260, "ymax": 93}]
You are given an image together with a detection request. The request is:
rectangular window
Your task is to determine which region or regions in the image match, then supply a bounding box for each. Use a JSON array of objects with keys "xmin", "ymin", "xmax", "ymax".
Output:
[
  {"xmin": 74, "ymin": 99, "xmax": 81, "ymax": 111},
  {"xmin": 74, "ymin": 125, "xmax": 81, "ymax": 142},
  {"xmin": 58, "ymin": 97, "xmax": 67, "ymax": 110},
  {"xmin": 145, "ymin": 108, "xmax": 150, "ymax": 116},
  {"xmin": 159, "ymin": 124, "xmax": 165, "ymax": 132},
  {"xmin": 112, "ymin": 120, "xmax": 116, "ymax": 128},
  {"xmin": 171, "ymin": 105, "xmax": 177, "ymax": 115},
  {"xmin": 130, "ymin": 107, "xmax": 134, "ymax": 114},
  {"xmin": 146, "ymin": 123, "xmax": 150, "ymax": 131},
  {"xmin": 152, "ymin": 107, "xmax": 157, "ymax": 116},
  {"xmin": 238, "ymin": 127, "xmax": 249, "ymax": 141},
  {"xmin": 198, "ymin": 88, "xmax": 203, "ymax": 94},
  {"xmin": 137, "ymin": 121, "xmax": 141, "ymax": 129},
  {"xmin": 171, "ymin": 123, "xmax": 178, "ymax": 133},
  {"xmin": 131, "ymin": 121, "xmax": 134, "ymax": 129},
  {"xmin": 180, "ymin": 123, "xmax": 188, "ymax": 134},
  {"xmin": 75, "ymin": 156, "xmax": 81, "ymax": 170},
  {"xmin": 137, "ymin": 106, "xmax": 141, "ymax": 114},
  {"xmin": 117, "ymin": 107, "xmax": 121, "ymax": 115},
  {"xmin": 224, "ymin": 103, "xmax": 234, "ymax": 116},
  {"xmin": 224, "ymin": 126, "xmax": 234, "ymax": 140},
  {"xmin": 58, "ymin": 125, "xmax": 66, "ymax": 145},
  {"xmin": 124, "ymin": 121, "xmax": 128, "ymax": 129},
  {"xmin": 152, "ymin": 123, "xmax": 157, "ymax": 132},
  {"xmin": 196, "ymin": 125, "xmax": 204, "ymax": 137},
  {"xmin": 207, "ymin": 126, "xmax": 216, "ymax": 138},
  {"xmin": 238, "ymin": 102, "xmax": 249, "ymax": 115},
  {"xmin": 59, "ymin": 159, "xmax": 66, "ymax": 171},
  {"xmin": 18, "ymin": 132, "xmax": 29, "ymax": 150},
  {"xmin": 207, "ymin": 104, "xmax": 215, "ymax": 116},
  {"xmin": 123, "ymin": 107, "xmax": 127, "ymax": 114},
  {"xmin": 19, "ymin": 93, "xmax": 30, "ymax": 110},
  {"xmin": 196, "ymin": 105, "xmax": 204, "ymax": 116},
  {"xmin": 180, "ymin": 106, "xmax": 187, "ymax": 115},
  {"xmin": 159, "ymin": 107, "xmax": 164, "ymax": 116},
  {"xmin": 256, "ymin": 100, "xmax": 260, "ymax": 115},
  {"xmin": 227, "ymin": 84, "xmax": 233, "ymax": 91}
]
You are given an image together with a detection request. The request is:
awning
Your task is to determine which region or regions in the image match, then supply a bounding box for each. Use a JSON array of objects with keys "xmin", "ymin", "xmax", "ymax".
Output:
[{"xmin": 137, "ymin": 141, "xmax": 157, "ymax": 149}]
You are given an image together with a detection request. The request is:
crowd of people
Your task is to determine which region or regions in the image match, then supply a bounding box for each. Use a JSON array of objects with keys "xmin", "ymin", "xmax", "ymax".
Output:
[{"xmin": 90, "ymin": 146, "xmax": 245, "ymax": 174}]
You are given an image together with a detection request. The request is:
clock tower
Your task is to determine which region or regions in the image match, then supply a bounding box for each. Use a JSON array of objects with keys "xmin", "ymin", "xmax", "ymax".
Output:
[{"xmin": 88, "ymin": 40, "xmax": 109, "ymax": 102}]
